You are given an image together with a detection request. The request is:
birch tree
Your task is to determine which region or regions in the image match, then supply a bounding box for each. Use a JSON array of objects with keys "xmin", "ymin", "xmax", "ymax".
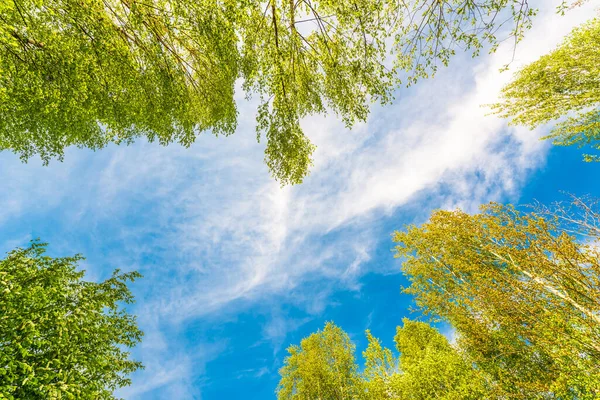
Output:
[
  {"xmin": 363, "ymin": 319, "xmax": 488, "ymax": 399},
  {"xmin": 491, "ymin": 18, "xmax": 600, "ymax": 161},
  {"xmin": 277, "ymin": 322, "xmax": 364, "ymax": 399},
  {"xmin": 394, "ymin": 199, "xmax": 600, "ymax": 398}
]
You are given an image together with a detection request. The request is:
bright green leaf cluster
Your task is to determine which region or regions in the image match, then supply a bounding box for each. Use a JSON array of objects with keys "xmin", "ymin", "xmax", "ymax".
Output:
[
  {"xmin": 277, "ymin": 320, "xmax": 487, "ymax": 399},
  {"xmin": 491, "ymin": 18, "xmax": 600, "ymax": 161},
  {"xmin": 1, "ymin": 0, "xmax": 540, "ymax": 184},
  {"xmin": 388, "ymin": 320, "xmax": 488, "ymax": 400},
  {"xmin": 276, "ymin": 322, "xmax": 364, "ymax": 399},
  {"xmin": 393, "ymin": 0, "xmax": 537, "ymax": 83},
  {"xmin": 0, "ymin": 241, "xmax": 143, "ymax": 399}
]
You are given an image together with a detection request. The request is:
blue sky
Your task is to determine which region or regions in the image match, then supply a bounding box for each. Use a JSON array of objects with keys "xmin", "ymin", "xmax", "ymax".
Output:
[{"xmin": 1, "ymin": 2, "xmax": 599, "ymax": 399}]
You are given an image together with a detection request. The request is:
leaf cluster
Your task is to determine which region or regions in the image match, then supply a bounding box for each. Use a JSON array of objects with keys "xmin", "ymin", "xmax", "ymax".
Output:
[
  {"xmin": 277, "ymin": 320, "xmax": 487, "ymax": 399},
  {"xmin": 394, "ymin": 200, "xmax": 600, "ymax": 398},
  {"xmin": 0, "ymin": 241, "xmax": 143, "ymax": 399},
  {"xmin": 0, "ymin": 0, "xmax": 539, "ymax": 184},
  {"xmin": 491, "ymin": 18, "xmax": 600, "ymax": 161}
]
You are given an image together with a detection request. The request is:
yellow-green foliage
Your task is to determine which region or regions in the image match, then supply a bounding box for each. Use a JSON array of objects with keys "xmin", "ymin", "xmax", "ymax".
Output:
[
  {"xmin": 1, "ymin": 0, "xmax": 537, "ymax": 184},
  {"xmin": 278, "ymin": 320, "xmax": 488, "ymax": 400},
  {"xmin": 362, "ymin": 320, "xmax": 488, "ymax": 400},
  {"xmin": 0, "ymin": 241, "xmax": 142, "ymax": 399},
  {"xmin": 388, "ymin": 320, "xmax": 487, "ymax": 400},
  {"xmin": 394, "ymin": 201, "xmax": 600, "ymax": 398},
  {"xmin": 492, "ymin": 18, "xmax": 600, "ymax": 161},
  {"xmin": 277, "ymin": 322, "xmax": 364, "ymax": 399}
]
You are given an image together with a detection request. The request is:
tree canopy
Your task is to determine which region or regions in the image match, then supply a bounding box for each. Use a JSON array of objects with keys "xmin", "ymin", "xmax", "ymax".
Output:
[
  {"xmin": 394, "ymin": 199, "xmax": 600, "ymax": 398},
  {"xmin": 364, "ymin": 319, "xmax": 488, "ymax": 400},
  {"xmin": 0, "ymin": 241, "xmax": 143, "ymax": 399},
  {"xmin": 491, "ymin": 17, "xmax": 600, "ymax": 161},
  {"xmin": 277, "ymin": 322, "xmax": 364, "ymax": 399},
  {"xmin": 1, "ymin": 0, "xmax": 543, "ymax": 184},
  {"xmin": 277, "ymin": 320, "xmax": 487, "ymax": 399}
]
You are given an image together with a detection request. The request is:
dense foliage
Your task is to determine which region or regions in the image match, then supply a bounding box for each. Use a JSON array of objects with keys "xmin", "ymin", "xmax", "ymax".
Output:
[
  {"xmin": 364, "ymin": 320, "xmax": 488, "ymax": 399},
  {"xmin": 394, "ymin": 199, "xmax": 600, "ymax": 398},
  {"xmin": 0, "ymin": 241, "xmax": 143, "ymax": 399},
  {"xmin": 277, "ymin": 322, "xmax": 364, "ymax": 399},
  {"xmin": 492, "ymin": 17, "xmax": 600, "ymax": 161},
  {"xmin": 1, "ymin": 0, "xmax": 541, "ymax": 184},
  {"xmin": 277, "ymin": 320, "xmax": 487, "ymax": 399}
]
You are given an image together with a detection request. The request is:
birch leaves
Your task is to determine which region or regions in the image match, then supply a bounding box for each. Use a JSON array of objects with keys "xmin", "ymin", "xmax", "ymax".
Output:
[
  {"xmin": 394, "ymin": 201, "xmax": 600, "ymax": 397},
  {"xmin": 492, "ymin": 18, "xmax": 600, "ymax": 161}
]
